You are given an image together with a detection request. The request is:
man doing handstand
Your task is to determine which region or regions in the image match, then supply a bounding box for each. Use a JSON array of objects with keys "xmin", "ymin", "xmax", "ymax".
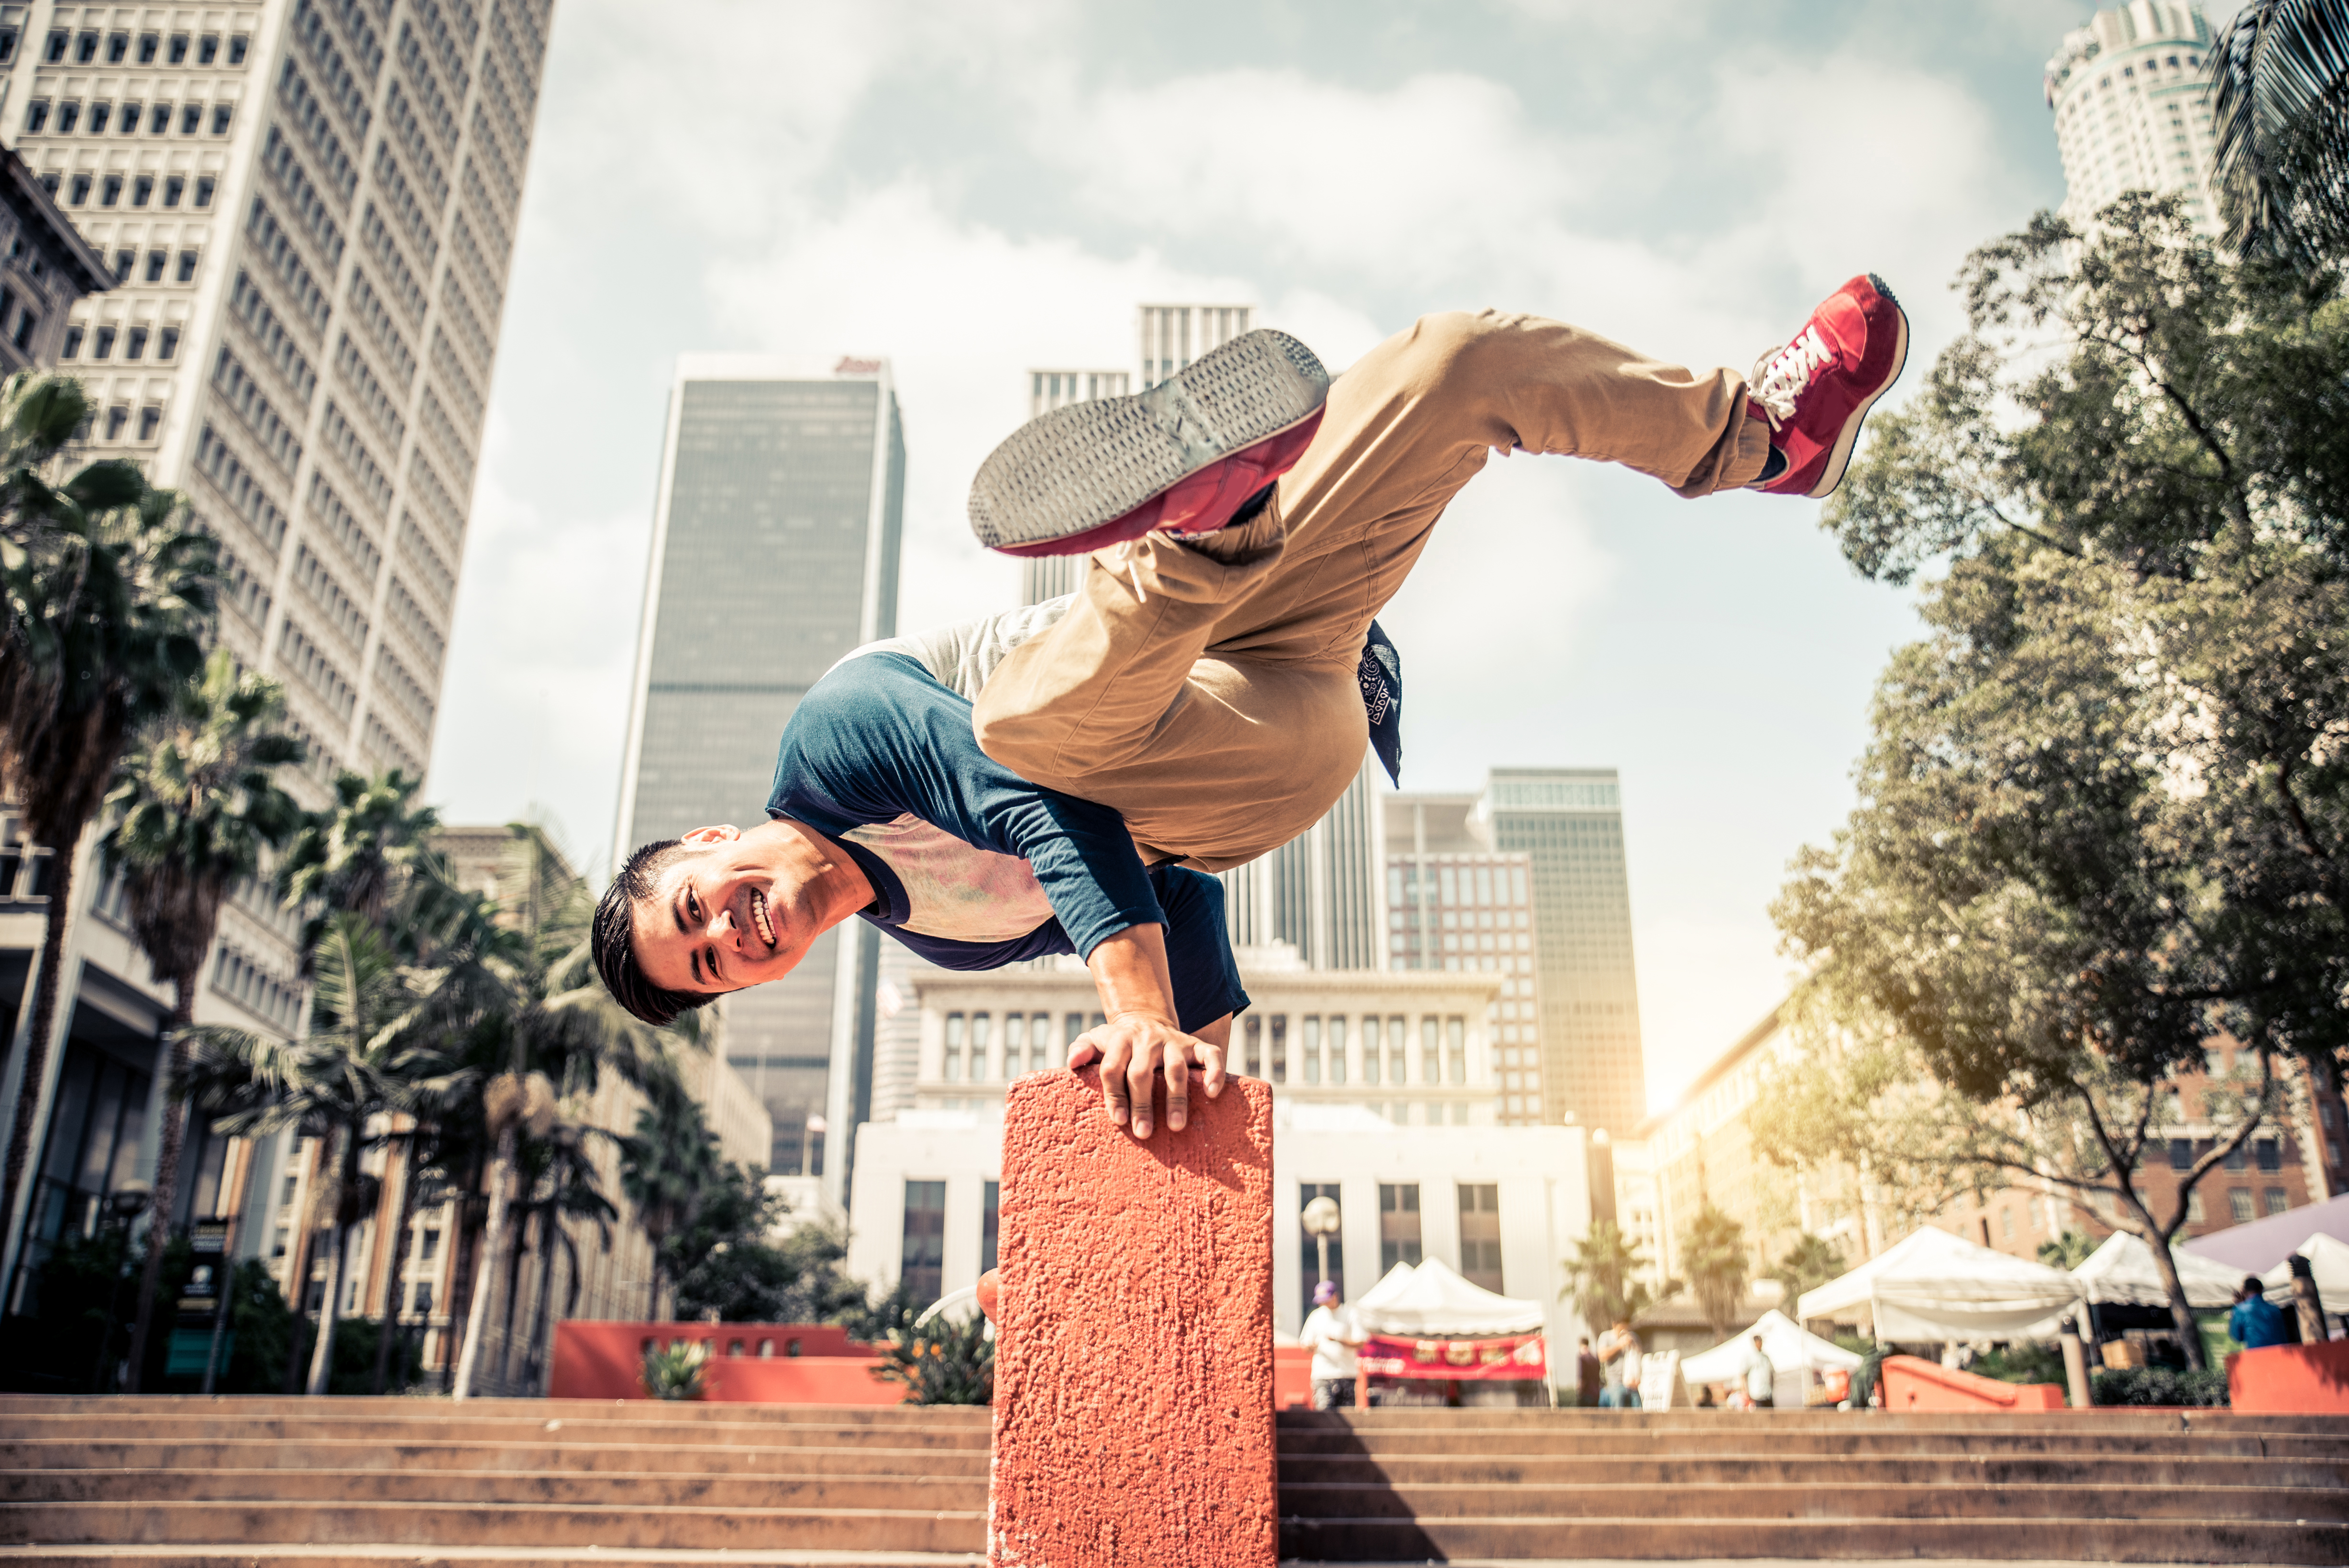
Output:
[{"xmin": 592, "ymin": 276, "xmax": 1908, "ymax": 1138}]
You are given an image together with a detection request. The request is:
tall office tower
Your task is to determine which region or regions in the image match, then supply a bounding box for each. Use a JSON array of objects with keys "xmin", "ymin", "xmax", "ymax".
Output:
[
  {"xmin": 615, "ymin": 354, "xmax": 905, "ymax": 1201},
  {"xmin": 1481, "ymin": 769, "xmax": 1643, "ymax": 1134},
  {"xmin": 2045, "ymin": 2, "xmax": 2220, "ymax": 232},
  {"xmin": 1384, "ymin": 793, "xmax": 1544, "ymax": 1125},
  {"xmin": 1137, "ymin": 302, "xmax": 1251, "ymax": 388},
  {"xmin": 3, "ymin": 0, "xmax": 551, "ymax": 788},
  {"xmin": 1221, "ymin": 753, "xmax": 1386, "ymax": 970},
  {"xmin": 1014, "ymin": 367, "xmax": 1129, "ymax": 607}
]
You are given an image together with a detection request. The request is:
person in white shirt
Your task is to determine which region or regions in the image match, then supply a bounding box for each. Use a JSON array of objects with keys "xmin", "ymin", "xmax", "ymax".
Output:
[
  {"xmin": 1741, "ymin": 1333, "xmax": 1777, "ymax": 1410},
  {"xmin": 1597, "ymin": 1320, "xmax": 1643, "ymax": 1409},
  {"xmin": 1300, "ymin": 1280, "xmax": 1365, "ymax": 1410}
]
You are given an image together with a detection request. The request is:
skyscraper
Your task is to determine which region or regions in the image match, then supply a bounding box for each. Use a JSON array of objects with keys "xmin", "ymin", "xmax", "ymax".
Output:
[
  {"xmin": 2044, "ymin": 2, "xmax": 2221, "ymax": 232},
  {"xmin": 1484, "ymin": 769, "xmax": 1644, "ymax": 1135},
  {"xmin": 3, "ymin": 0, "xmax": 550, "ymax": 789},
  {"xmin": 0, "ymin": 0, "xmax": 552, "ymax": 1304},
  {"xmin": 1137, "ymin": 302, "xmax": 1252, "ymax": 388},
  {"xmin": 1386, "ymin": 770, "xmax": 1646, "ymax": 1133},
  {"xmin": 614, "ymin": 354, "xmax": 905, "ymax": 1200}
]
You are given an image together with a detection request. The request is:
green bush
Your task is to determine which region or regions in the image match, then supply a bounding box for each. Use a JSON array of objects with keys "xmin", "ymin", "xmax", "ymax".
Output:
[
  {"xmin": 640, "ymin": 1339, "xmax": 709, "ymax": 1400},
  {"xmin": 873, "ymin": 1313, "xmax": 993, "ymax": 1405},
  {"xmin": 1968, "ymin": 1343, "xmax": 2066, "ymax": 1387},
  {"xmin": 2090, "ymin": 1366, "xmax": 2229, "ymax": 1406}
]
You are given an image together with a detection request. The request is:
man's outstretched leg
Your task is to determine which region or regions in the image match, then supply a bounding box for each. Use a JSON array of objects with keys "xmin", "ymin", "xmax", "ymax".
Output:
[{"xmin": 971, "ymin": 276, "xmax": 1909, "ymax": 869}]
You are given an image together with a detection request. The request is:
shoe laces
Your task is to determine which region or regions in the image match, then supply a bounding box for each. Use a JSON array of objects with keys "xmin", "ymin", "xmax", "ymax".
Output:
[{"xmin": 1750, "ymin": 324, "xmax": 1835, "ymax": 429}]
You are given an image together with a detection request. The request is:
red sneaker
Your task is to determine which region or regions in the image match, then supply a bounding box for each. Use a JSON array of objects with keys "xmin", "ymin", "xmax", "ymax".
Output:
[
  {"xmin": 970, "ymin": 329, "xmax": 1330, "ymax": 558},
  {"xmin": 1747, "ymin": 274, "xmax": 1909, "ymax": 499}
]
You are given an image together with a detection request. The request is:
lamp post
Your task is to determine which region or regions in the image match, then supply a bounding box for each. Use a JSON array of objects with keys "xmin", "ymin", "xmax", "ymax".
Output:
[{"xmin": 1302, "ymin": 1195, "xmax": 1341, "ymax": 1288}]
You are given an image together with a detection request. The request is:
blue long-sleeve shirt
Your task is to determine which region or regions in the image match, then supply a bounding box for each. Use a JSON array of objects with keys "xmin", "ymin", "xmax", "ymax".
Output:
[
  {"xmin": 2230, "ymin": 1292, "xmax": 2291, "ymax": 1349},
  {"xmin": 766, "ymin": 650, "xmax": 1247, "ymax": 1033}
]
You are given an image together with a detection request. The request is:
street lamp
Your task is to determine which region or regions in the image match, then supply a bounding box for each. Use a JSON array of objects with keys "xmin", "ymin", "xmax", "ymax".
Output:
[{"xmin": 1302, "ymin": 1195, "xmax": 1341, "ymax": 1288}]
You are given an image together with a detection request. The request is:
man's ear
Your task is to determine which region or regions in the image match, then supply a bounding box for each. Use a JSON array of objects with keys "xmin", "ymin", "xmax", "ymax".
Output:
[{"xmin": 679, "ymin": 824, "xmax": 742, "ymax": 846}]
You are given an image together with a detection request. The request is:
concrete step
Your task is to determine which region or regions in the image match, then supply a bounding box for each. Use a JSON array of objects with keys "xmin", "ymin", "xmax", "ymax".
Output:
[
  {"xmin": 0, "ymin": 1501, "xmax": 989, "ymax": 1555},
  {"xmin": 1277, "ymin": 1451, "xmax": 2349, "ymax": 1489},
  {"xmin": 1274, "ymin": 1480, "xmax": 2347, "ymax": 1523},
  {"xmin": 1272, "ymin": 1426, "xmax": 2349, "ymax": 1459},
  {"xmin": 0, "ymin": 1416, "xmax": 990, "ymax": 1451},
  {"xmin": 0, "ymin": 1471, "xmax": 991, "ymax": 1512},
  {"xmin": 1277, "ymin": 1407, "xmax": 2342, "ymax": 1434},
  {"xmin": 0, "ymin": 1552, "xmax": 985, "ymax": 1567},
  {"xmin": 0, "ymin": 1396, "xmax": 990, "ymax": 1428},
  {"xmin": 1277, "ymin": 1515, "xmax": 2349, "ymax": 1564},
  {"xmin": 0, "ymin": 1440, "xmax": 994, "ymax": 1478}
]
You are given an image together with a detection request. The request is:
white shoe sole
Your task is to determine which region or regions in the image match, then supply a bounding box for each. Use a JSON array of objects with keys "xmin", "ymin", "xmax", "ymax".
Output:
[{"xmin": 968, "ymin": 329, "xmax": 1330, "ymax": 552}]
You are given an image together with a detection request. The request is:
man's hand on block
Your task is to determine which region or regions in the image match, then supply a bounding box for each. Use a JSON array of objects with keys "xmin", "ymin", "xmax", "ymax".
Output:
[{"xmin": 1067, "ymin": 1013, "xmax": 1225, "ymax": 1138}]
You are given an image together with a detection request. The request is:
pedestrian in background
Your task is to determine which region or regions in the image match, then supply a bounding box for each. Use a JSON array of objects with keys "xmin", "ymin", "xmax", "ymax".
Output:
[
  {"xmin": 1301, "ymin": 1280, "xmax": 1365, "ymax": 1410},
  {"xmin": 1741, "ymin": 1332, "xmax": 1777, "ymax": 1410},
  {"xmin": 2230, "ymin": 1276, "xmax": 2291, "ymax": 1349},
  {"xmin": 1576, "ymin": 1335, "xmax": 1603, "ymax": 1408},
  {"xmin": 1597, "ymin": 1320, "xmax": 1643, "ymax": 1409}
]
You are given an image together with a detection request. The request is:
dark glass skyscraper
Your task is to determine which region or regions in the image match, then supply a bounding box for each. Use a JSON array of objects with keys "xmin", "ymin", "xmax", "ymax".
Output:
[{"xmin": 615, "ymin": 356, "xmax": 905, "ymax": 1201}]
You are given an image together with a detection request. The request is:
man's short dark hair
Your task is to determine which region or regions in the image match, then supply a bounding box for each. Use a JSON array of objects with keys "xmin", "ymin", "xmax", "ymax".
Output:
[
  {"xmin": 2243, "ymin": 1275, "xmax": 2266, "ymax": 1298},
  {"xmin": 592, "ymin": 838, "xmax": 716, "ymax": 1027}
]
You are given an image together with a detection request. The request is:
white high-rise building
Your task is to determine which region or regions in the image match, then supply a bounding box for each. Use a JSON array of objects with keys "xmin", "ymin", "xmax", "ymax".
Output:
[
  {"xmin": 0, "ymin": 0, "xmax": 553, "ymax": 1313},
  {"xmin": 1014, "ymin": 365, "xmax": 1127, "ymax": 608},
  {"xmin": 2045, "ymin": 1, "xmax": 2221, "ymax": 232},
  {"xmin": 1137, "ymin": 301, "xmax": 1251, "ymax": 388}
]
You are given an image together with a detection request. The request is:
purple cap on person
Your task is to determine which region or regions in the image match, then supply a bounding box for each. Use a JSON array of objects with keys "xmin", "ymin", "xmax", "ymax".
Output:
[{"xmin": 1312, "ymin": 1280, "xmax": 1338, "ymax": 1305}]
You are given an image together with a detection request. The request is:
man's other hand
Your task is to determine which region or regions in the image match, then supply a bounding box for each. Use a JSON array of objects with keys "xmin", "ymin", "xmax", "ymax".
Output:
[{"xmin": 1068, "ymin": 1013, "xmax": 1226, "ymax": 1138}]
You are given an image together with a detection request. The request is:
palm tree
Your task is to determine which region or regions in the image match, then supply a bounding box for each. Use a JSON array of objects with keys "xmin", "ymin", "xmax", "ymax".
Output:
[
  {"xmin": 0, "ymin": 379, "xmax": 215, "ymax": 1247},
  {"xmin": 1560, "ymin": 1219, "xmax": 1667, "ymax": 1337},
  {"xmin": 182, "ymin": 913, "xmax": 449, "ymax": 1393},
  {"xmin": 618, "ymin": 1061, "xmax": 721, "ymax": 1322},
  {"xmin": 445, "ymin": 825, "xmax": 674, "ymax": 1399},
  {"xmin": 278, "ymin": 769, "xmax": 447, "ymax": 959},
  {"xmin": 1764, "ymin": 1232, "xmax": 1848, "ymax": 1312},
  {"xmin": 501, "ymin": 1122, "xmax": 616, "ymax": 1392},
  {"xmin": 1681, "ymin": 1204, "xmax": 1752, "ymax": 1339},
  {"xmin": 101, "ymin": 648, "xmax": 305, "ymax": 1389},
  {"xmin": 2211, "ymin": 0, "xmax": 2349, "ymax": 267}
]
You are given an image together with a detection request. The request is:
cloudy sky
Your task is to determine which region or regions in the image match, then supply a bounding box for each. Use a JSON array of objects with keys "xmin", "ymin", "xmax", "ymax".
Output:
[{"xmin": 429, "ymin": 0, "xmax": 2120, "ymax": 1115}]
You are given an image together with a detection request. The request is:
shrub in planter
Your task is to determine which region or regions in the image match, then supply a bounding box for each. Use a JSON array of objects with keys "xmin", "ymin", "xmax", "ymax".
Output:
[
  {"xmin": 2090, "ymin": 1366, "xmax": 2228, "ymax": 1406},
  {"xmin": 641, "ymin": 1339, "xmax": 710, "ymax": 1401}
]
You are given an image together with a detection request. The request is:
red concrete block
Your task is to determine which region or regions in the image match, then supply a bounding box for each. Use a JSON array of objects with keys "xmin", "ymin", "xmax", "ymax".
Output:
[
  {"xmin": 990, "ymin": 1066, "xmax": 1274, "ymax": 1568},
  {"xmin": 1879, "ymin": 1354, "xmax": 2066, "ymax": 1412},
  {"xmin": 549, "ymin": 1321, "xmax": 903, "ymax": 1404},
  {"xmin": 2228, "ymin": 1339, "xmax": 2349, "ymax": 1412}
]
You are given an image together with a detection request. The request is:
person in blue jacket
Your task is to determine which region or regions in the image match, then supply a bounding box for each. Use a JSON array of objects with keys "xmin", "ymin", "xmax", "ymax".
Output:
[{"xmin": 2229, "ymin": 1276, "xmax": 2291, "ymax": 1349}]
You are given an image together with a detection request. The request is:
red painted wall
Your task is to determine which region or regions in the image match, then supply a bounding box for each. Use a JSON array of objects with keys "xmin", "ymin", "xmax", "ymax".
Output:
[
  {"xmin": 1879, "ymin": 1354, "xmax": 2067, "ymax": 1412},
  {"xmin": 2227, "ymin": 1339, "xmax": 2349, "ymax": 1413},
  {"xmin": 549, "ymin": 1320, "xmax": 904, "ymax": 1404},
  {"xmin": 990, "ymin": 1068, "xmax": 1277, "ymax": 1568},
  {"xmin": 1274, "ymin": 1345, "xmax": 1312, "ymax": 1410}
]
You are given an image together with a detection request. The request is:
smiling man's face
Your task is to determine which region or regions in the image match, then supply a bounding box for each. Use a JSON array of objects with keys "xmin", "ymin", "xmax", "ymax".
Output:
[{"xmin": 629, "ymin": 821, "xmax": 819, "ymax": 998}]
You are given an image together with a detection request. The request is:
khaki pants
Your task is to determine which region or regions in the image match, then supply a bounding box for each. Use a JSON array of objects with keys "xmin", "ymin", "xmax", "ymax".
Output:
[{"xmin": 973, "ymin": 310, "xmax": 1768, "ymax": 871}]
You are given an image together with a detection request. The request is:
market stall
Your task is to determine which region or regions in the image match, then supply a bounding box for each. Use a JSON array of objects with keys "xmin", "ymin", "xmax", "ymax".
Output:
[
  {"xmin": 1350, "ymin": 1259, "xmax": 1548, "ymax": 1406},
  {"xmin": 1797, "ymin": 1225, "xmax": 2084, "ymax": 1342},
  {"xmin": 1678, "ymin": 1308, "xmax": 1863, "ymax": 1407},
  {"xmin": 2070, "ymin": 1230, "xmax": 2245, "ymax": 1310}
]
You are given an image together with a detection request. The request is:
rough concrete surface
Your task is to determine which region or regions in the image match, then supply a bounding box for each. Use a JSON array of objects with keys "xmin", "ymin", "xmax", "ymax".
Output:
[{"xmin": 989, "ymin": 1067, "xmax": 1275, "ymax": 1568}]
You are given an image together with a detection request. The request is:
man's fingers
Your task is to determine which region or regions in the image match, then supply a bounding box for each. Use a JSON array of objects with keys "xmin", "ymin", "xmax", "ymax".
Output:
[
  {"xmin": 1066, "ymin": 1034, "xmax": 1103, "ymax": 1070},
  {"xmin": 1164, "ymin": 1049, "xmax": 1190, "ymax": 1132},
  {"xmin": 1126, "ymin": 1042, "xmax": 1159, "ymax": 1139},
  {"xmin": 1196, "ymin": 1040, "xmax": 1226, "ymax": 1098},
  {"xmin": 1097, "ymin": 1034, "xmax": 1134, "ymax": 1125}
]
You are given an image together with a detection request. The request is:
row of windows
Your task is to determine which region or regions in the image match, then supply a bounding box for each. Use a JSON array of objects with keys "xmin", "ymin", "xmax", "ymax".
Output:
[
  {"xmin": 107, "ymin": 245, "xmax": 200, "ymax": 286},
  {"xmin": 195, "ymin": 424, "xmax": 290, "ymax": 552},
  {"xmin": 383, "ymin": 574, "xmax": 446, "ymax": 671},
  {"xmin": 374, "ymin": 642, "xmax": 436, "ymax": 728},
  {"xmin": 202, "ymin": 522, "xmax": 274, "ymax": 631},
  {"xmin": 321, "ymin": 401, "xmax": 394, "ymax": 515},
  {"xmin": 359, "ymin": 201, "xmax": 429, "ymax": 323},
  {"xmin": 934, "ymin": 1010, "xmax": 1477, "ymax": 1089},
  {"xmin": 407, "ymin": 447, "xmax": 464, "ymax": 541},
  {"xmin": 1391, "ymin": 950, "xmax": 1532, "ymax": 977},
  {"xmin": 397, "ymin": 512, "xmax": 455, "ymax": 608},
  {"xmin": 43, "ymin": 28, "xmax": 250, "ymax": 67},
  {"xmin": 292, "ymin": 0, "xmax": 380, "ymax": 139},
  {"xmin": 62, "ymin": 320, "xmax": 176, "ymax": 366},
  {"xmin": 213, "ymin": 347, "xmax": 304, "ymax": 473},
  {"xmin": 392, "ymin": 17, "xmax": 459, "ymax": 150},
  {"xmin": 345, "ymin": 268, "xmax": 417, "ymax": 385},
  {"xmin": 362, "ymin": 711, "xmax": 424, "ymax": 778},
  {"xmin": 42, "ymin": 167, "xmax": 217, "ymax": 210},
  {"xmin": 279, "ymin": 618, "xmax": 358, "ymax": 720},
  {"xmin": 230, "ymin": 269, "xmax": 318, "ymax": 402},
  {"xmin": 212, "ymin": 942, "xmax": 300, "ymax": 1031},
  {"xmin": 0, "ymin": 287, "xmax": 39, "ymax": 356},
  {"xmin": 293, "ymin": 542, "xmax": 370, "ymax": 652},
  {"xmin": 2160, "ymin": 1136, "xmax": 2289, "ymax": 1173},
  {"xmin": 246, "ymin": 199, "xmax": 334, "ymax": 336},
  {"xmin": 263, "ymin": 125, "xmax": 347, "ymax": 268},
  {"xmin": 336, "ymin": 330, "xmax": 407, "ymax": 451},
  {"xmin": 308, "ymin": 470, "xmax": 386, "ymax": 585},
  {"xmin": 1393, "ymin": 861, "xmax": 1530, "ymax": 908},
  {"xmin": 276, "ymin": 62, "xmax": 361, "ymax": 205},
  {"xmin": 24, "ymin": 98, "xmax": 234, "ymax": 138}
]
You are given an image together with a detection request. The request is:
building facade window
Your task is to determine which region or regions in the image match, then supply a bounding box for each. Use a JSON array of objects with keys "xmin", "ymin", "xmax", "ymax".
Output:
[
  {"xmin": 1379, "ymin": 1182, "xmax": 1422, "ymax": 1272},
  {"xmin": 2264, "ymin": 1187, "xmax": 2289, "ymax": 1217},
  {"xmin": 981, "ymin": 1180, "xmax": 1000, "ymax": 1275},
  {"xmin": 1458, "ymin": 1182, "xmax": 1502, "ymax": 1291},
  {"xmin": 942, "ymin": 1012, "xmax": 963, "ymax": 1082},
  {"xmin": 900, "ymin": 1180, "xmax": 945, "ymax": 1308},
  {"xmin": 1326, "ymin": 1016, "xmax": 1346, "ymax": 1085},
  {"xmin": 2228, "ymin": 1188, "xmax": 2254, "ymax": 1225},
  {"xmin": 1268, "ymin": 1015, "xmax": 1286, "ymax": 1084}
]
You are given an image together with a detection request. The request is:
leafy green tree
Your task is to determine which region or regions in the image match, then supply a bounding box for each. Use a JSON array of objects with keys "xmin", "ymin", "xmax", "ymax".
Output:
[
  {"xmin": 0, "ymin": 376, "xmax": 216, "ymax": 1245},
  {"xmin": 670, "ymin": 1170, "xmax": 871, "ymax": 1326},
  {"xmin": 1765, "ymin": 1232, "xmax": 1847, "ymax": 1310},
  {"xmin": 443, "ymin": 824, "xmax": 673, "ymax": 1399},
  {"xmin": 2211, "ymin": 0, "xmax": 2349, "ymax": 269},
  {"xmin": 2038, "ymin": 1230, "xmax": 2098, "ymax": 1270},
  {"xmin": 1782, "ymin": 194, "xmax": 2346, "ymax": 1368},
  {"xmin": 1680, "ymin": 1204, "xmax": 1750, "ymax": 1338},
  {"xmin": 1559, "ymin": 1219, "xmax": 1667, "ymax": 1336},
  {"xmin": 617, "ymin": 1060, "xmax": 722, "ymax": 1322},
  {"xmin": 183, "ymin": 913, "xmax": 446, "ymax": 1393},
  {"xmin": 499, "ymin": 1119, "xmax": 616, "ymax": 1392},
  {"xmin": 100, "ymin": 649, "xmax": 305, "ymax": 1389},
  {"xmin": 277, "ymin": 769, "xmax": 448, "ymax": 960}
]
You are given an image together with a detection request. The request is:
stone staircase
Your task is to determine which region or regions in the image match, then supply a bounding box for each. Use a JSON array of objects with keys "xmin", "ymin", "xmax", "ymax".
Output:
[{"xmin": 0, "ymin": 1396, "xmax": 2343, "ymax": 1564}]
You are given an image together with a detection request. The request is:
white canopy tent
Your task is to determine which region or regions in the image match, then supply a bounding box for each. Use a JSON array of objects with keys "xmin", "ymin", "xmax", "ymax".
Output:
[
  {"xmin": 1798, "ymin": 1225, "xmax": 2085, "ymax": 1341},
  {"xmin": 2071, "ymin": 1230, "xmax": 2247, "ymax": 1310},
  {"xmin": 2261, "ymin": 1232, "xmax": 2349, "ymax": 1307},
  {"xmin": 1678, "ymin": 1308, "xmax": 1864, "ymax": 1386},
  {"xmin": 1351, "ymin": 1258, "xmax": 1546, "ymax": 1337}
]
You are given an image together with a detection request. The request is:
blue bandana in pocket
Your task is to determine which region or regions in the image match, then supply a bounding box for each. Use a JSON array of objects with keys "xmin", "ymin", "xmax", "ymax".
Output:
[{"xmin": 1359, "ymin": 621, "xmax": 1402, "ymax": 785}]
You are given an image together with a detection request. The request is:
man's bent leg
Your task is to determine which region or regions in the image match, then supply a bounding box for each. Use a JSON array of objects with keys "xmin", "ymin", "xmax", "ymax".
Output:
[{"xmin": 978, "ymin": 310, "xmax": 1770, "ymax": 864}]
